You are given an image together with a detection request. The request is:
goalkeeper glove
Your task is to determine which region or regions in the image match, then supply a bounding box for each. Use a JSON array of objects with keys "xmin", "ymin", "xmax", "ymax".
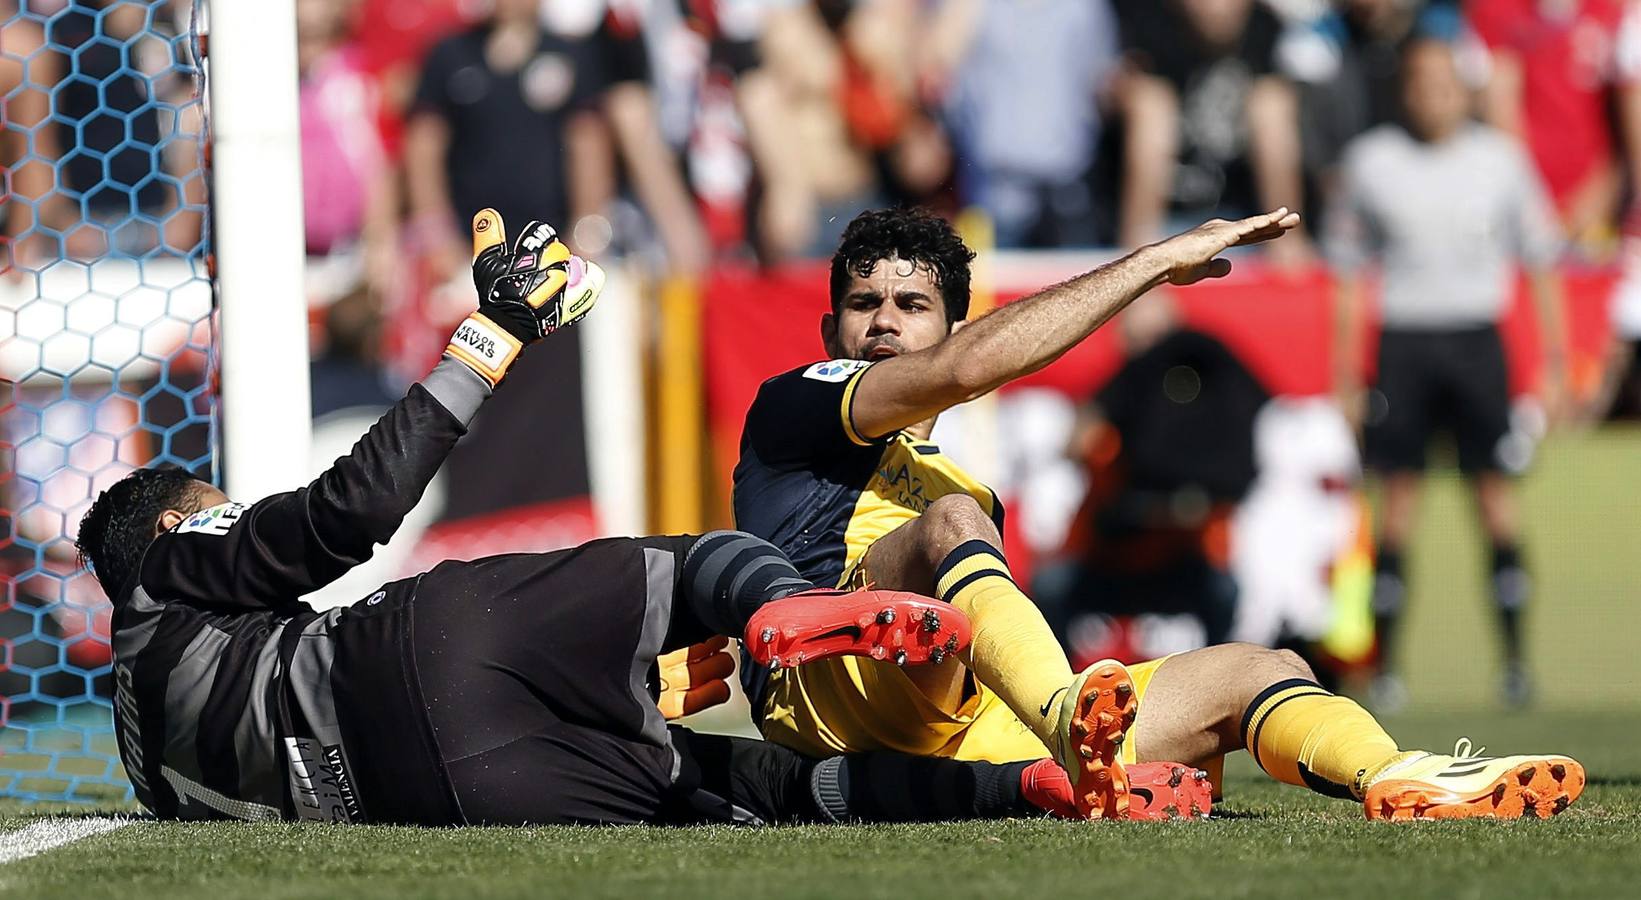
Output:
[
  {"xmin": 656, "ymin": 635, "xmax": 735, "ymax": 720},
  {"xmin": 445, "ymin": 208, "xmax": 605, "ymax": 385}
]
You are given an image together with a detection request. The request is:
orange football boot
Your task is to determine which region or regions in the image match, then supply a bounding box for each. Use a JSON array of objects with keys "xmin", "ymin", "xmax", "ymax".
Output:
[
  {"xmin": 1050, "ymin": 659, "xmax": 1139, "ymax": 819},
  {"xmin": 1362, "ymin": 739, "xmax": 1585, "ymax": 821}
]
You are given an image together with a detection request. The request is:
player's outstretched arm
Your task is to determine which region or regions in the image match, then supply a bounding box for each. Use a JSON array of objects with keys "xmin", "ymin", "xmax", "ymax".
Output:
[
  {"xmin": 848, "ymin": 209, "xmax": 1300, "ymax": 440},
  {"xmin": 144, "ymin": 212, "xmax": 605, "ymax": 606},
  {"xmin": 296, "ymin": 209, "xmax": 605, "ymax": 569},
  {"xmin": 298, "ymin": 207, "xmax": 605, "ymax": 543}
]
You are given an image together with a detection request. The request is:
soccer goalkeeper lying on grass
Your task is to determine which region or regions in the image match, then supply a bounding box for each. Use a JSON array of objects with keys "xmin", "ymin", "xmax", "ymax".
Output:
[{"xmin": 73, "ymin": 210, "xmax": 1177, "ymax": 826}]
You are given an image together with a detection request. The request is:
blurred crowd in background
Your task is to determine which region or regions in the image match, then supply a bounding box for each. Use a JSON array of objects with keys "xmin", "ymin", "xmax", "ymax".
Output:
[
  {"xmin": 0, "ymin": 0, "xmax": 1634, "ymax": 255},
  {"xmin": 5, "ymin": 0, "xmax": 1641, "ymax": 414}
]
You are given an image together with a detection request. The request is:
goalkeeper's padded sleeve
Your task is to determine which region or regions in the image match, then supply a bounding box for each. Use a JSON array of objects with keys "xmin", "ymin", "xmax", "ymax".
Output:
[{"xmin": 421, "ymin": 354, "xmax": 492, "ymax": 426}]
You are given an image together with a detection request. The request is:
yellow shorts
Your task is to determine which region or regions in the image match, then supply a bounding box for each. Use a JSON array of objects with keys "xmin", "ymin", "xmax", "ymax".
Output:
[{"xmin": 760, "ymin": 652, "xmax": 1174, "ymax": 766}]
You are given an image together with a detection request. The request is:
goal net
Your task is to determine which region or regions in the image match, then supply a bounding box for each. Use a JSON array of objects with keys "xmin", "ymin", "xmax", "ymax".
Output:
[{"xmin": 1, "ymin": 0, "xmax": 212, "ymax": 803}]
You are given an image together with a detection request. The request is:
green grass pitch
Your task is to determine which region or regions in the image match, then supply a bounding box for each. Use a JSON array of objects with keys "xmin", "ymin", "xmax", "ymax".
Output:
[{"xmin": 1, "ymin": 430, "xmax": 1638, "ymax": 899}]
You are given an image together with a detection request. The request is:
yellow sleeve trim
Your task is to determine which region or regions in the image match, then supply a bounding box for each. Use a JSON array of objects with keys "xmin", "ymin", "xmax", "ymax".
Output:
[{"xmin": 839, "ymin": 364, "xmax": 876, "ymax": 447}]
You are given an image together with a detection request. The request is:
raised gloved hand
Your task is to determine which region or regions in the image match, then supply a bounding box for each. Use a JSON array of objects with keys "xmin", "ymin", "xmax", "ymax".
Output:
[{"xmin": 445, "ymin": 208, "xmax": 605, "ymax": 385}]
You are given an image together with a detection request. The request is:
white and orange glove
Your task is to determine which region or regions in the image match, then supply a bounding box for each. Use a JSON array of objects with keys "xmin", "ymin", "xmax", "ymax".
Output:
[
  {"xmin": 445, "ymin": 208, "xmax": 605, "ymax": 386},
  {"xmin": 656, "ymin": 636, "xmax": 735, "ymax": 720}
]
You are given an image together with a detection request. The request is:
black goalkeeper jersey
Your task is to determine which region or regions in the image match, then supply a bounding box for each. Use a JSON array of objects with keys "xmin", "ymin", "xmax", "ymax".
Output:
[{"xmin": 108, "ymin": 359, "xmax": 490, "ymax": 823}]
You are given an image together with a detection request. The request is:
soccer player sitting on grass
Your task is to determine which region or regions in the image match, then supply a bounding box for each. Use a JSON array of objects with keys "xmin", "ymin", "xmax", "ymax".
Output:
[
  {"xmin": 74, "ymin": 210, "xmax": 1125, "ymax": 826},
  {"xmin": 730, "ymin": 206, "xmax": 1585, "ymax": 821}
]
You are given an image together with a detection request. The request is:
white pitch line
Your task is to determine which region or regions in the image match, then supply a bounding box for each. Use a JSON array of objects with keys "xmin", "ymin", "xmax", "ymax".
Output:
[{"xmin": 0, "ymin": 817, "xmax": 134, "ymax": 865}]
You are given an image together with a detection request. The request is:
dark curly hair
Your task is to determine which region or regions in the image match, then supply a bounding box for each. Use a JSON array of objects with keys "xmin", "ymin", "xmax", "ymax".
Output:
[
  {"xmin": 829, "ymin": 208, "xmax": 976, "ymax": 325},
  {"xmin": 76, "ymin": 466, "xmax": 213, "ymax": 600}
]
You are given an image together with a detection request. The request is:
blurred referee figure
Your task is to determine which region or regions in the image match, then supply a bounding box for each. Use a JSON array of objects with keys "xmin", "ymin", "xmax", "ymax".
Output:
[
  {"xmin": 72, "ymin": 209, "xmax": 1087, "ymax": 826},
  {"xmin": 1327, "ymin": 36, "xmax": 1568, "ymax": 710}
]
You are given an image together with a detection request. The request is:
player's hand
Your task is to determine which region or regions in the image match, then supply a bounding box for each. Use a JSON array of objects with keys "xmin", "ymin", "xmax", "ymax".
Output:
[
  {"xmin": 656, "ymin": 636, "xmax": 735, "ymax": 720},
  {"xmin": 445, "ymin": 208, "xmax": 605, "ymax": 385},
  {"xmin": 470, "ymin": 208, "xmax": 602, "ymax": 342},
  {"xmin": 1151, "ymin": 208, "xmax": 1303, "ymax": 286}
]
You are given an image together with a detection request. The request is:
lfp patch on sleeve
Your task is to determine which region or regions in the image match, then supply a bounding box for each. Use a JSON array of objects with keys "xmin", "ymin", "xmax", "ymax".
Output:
[
  {"xmin": 175, "ymin": 501, "xmax": 248, "ymax": 536},
  {"xmin": 802, "ymin": 359, "xmax": 872, "ymax": 383}
]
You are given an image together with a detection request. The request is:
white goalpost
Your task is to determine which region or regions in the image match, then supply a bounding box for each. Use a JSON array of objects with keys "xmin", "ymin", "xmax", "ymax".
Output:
[{"xmin": 204, "ymin": 0, "xmax": 313, "ymax": 501}]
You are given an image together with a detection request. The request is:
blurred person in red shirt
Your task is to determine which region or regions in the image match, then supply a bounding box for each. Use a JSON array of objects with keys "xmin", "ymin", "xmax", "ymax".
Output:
[
  {"xmin": 1471, "ymin": 0, "xmax": 1629, "ymax": 254},
  {"xmin": 298, "ymin": 0, "xmax": 399, "ymax": 296},
  {"xmin": 351, "ymin": 0, "xmax": 473, "ymax": 155}
]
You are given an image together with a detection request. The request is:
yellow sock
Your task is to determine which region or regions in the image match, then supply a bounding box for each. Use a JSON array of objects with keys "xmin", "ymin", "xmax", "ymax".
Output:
[
  {"xmin": 934, "ymin": 541, "xmax": 1073, "ymax": 747},
  {"xmin": 1241, "ymin": 679, "xmax": 1402, "ymax": 799}
]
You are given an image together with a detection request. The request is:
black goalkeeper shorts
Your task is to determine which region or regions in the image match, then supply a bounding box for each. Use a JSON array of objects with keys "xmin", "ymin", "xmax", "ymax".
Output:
[
  {"xmin": 408, "ymin": 534, "xmax": 721, "ymax": 826},
  {"xmin": 333, "ymin": 530, "xmax": 1036, "ymax": 827},
  {"xmin": 1365, "ymin": 326, "xmax": 1513, "ymax": 475}
]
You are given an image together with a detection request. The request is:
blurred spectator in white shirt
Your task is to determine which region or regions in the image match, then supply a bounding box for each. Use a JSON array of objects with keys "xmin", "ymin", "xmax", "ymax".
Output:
[
  {"xmin": 932, "ymin": 0, "xmax": 1120, "ymax": 248},
  {"xmin": 1279, "ymin": 1, "xmax": 1476, "ymax": 232}
]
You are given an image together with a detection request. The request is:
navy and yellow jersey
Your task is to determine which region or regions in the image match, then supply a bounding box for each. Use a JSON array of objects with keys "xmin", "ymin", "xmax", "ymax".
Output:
[
  {"xmin": 733, "ymin": 359, "xmax": 1005, "ymax": 589},
  {"xmin": 732, "ymin": 359, "xmax": 1017, "ymax": 752}
]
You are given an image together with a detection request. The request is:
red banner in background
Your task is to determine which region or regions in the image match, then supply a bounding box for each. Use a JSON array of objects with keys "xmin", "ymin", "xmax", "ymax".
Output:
[{"xmin": 702, "ymin": 260, "xmax": 1620, "ymax": 513}]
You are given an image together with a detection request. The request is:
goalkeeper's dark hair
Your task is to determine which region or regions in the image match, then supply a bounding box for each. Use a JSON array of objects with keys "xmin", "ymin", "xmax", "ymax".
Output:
[
  {"xmin": 829, "ymin": 208, "xmax": 976, "ymax": 325},
  {"xmin": 76, "ymin": 466, "xmax": 213, "ymax": 599}
]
